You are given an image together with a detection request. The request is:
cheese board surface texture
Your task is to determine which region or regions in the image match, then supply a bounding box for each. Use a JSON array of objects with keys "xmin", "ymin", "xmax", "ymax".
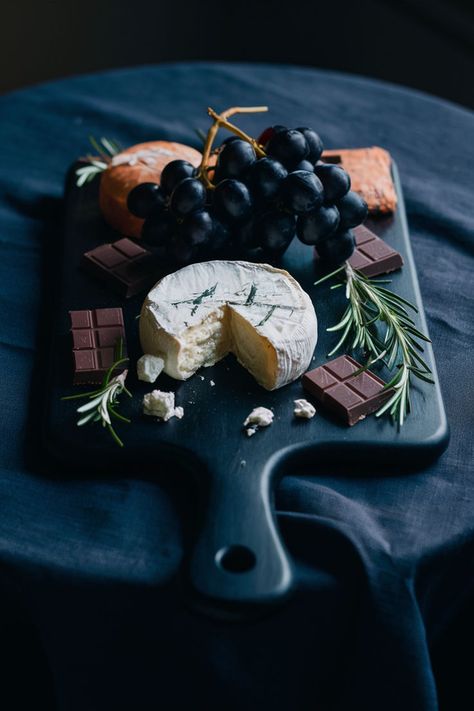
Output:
[{"xmin": 45, "ymin": 162, "xmax": 449, "ymax": 617}]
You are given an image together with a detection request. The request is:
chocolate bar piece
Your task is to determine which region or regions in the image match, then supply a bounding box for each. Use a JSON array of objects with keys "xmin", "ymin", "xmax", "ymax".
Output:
[
  {"xmin": 348, "ymin": 224, "xmax": 403, "ymax": 277},
  {"xmin": 321, "ymin": 147, "xmax": 397, "ymax": 214},
  {"xmin": 302, "ymin": 355, "xmax": 392, "ymax": 426},
  {"xmin": 69, "ymin": 308, "xmax": 127, "ymax": 385},
  {"xmin": 83, "ymin": 238, "xmax": 158, "ymax": 298}
]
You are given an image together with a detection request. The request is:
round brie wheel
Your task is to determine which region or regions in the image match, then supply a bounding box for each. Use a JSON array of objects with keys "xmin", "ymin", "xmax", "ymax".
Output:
[
  {"xmin": 140, "ymin": 260, "xmax": 318, "ymax": 391},
  {"xmin": 99, "ymin": 140, "xmax": 202, "ymax": 238}
]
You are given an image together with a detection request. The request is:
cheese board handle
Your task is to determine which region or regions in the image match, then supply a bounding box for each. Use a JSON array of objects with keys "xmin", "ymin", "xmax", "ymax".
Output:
[{"xmin": 185, "ymin": 452, "xmax": 294, "ymax": 616}]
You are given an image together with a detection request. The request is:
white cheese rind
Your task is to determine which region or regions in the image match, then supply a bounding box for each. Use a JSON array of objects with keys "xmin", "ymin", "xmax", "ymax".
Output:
[{"xmin": 140, "ymin": 260, "xmax": 318, "ymax": 390}]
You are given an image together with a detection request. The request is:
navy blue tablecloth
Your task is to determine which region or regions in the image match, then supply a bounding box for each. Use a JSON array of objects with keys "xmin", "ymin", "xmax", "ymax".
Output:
[{"xmin": 0, "ymin": 62, "xmax": 473, "ymax": 711}]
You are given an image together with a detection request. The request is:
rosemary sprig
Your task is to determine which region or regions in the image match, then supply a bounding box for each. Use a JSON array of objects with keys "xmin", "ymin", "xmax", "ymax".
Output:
[
  {"xmin": 75, "ymin": 136, "xmax": 121, "ymax": 186},
  {"xmin": 315, "ymin": 262, "xmax": 434, "ymax": 426},
  {"xmin": 62, "ymin": 353, "xmax": 132, "ymax": 447},
  {"xmin": 75, "ymin": 160, "xmax": 108, "ymax": 187}
]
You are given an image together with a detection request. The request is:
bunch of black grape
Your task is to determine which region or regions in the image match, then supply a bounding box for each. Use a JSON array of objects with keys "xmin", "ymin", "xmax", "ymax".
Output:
[{"xmin": 126, "ymin": 125, "xmax": 368, "ymax": 266}]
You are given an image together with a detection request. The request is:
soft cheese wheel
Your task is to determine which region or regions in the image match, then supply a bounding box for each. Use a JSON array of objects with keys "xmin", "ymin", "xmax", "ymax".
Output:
[
  {"xmin": 139, "ymin": 260, "xmax": 318, "ymax": 391},
  {"xmin": 99, "ymin": 141, "xmax": 202, "ymax": 238}
]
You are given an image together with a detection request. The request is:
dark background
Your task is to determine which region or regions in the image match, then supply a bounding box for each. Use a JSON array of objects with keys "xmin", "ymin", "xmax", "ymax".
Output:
[
  {"xmin": 1, "ymin": 0, "xmax": 473, "ymax": 108},
  {"xmin": 0, "ymin": 3, "xmax": 473, "ymax": 710}
]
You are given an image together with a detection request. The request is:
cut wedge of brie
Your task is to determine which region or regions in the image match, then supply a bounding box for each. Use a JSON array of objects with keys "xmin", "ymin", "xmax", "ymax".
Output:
[{"xmin": 139, "ymin": 260, "xmax": 317, "ymax": 390}]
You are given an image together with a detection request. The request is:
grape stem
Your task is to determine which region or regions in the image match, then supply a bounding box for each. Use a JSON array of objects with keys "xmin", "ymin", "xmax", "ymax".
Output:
[{"xmin": 197, "ymin": 105, "xmax": 269, "ymax": 188}]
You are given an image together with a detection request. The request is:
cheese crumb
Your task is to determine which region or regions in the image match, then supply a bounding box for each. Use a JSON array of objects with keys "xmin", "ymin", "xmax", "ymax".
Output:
[
  {"xmin": 137, "ymin": 354, "xmax": 164, "ymax": 383},
  {"xmin": 210, "ymin": 380, "xmax": 215, "ymax": 387},
  {"xmin": 243, "ymin": 406, "xmax": 274, "ymax": 433},
  {"xmin": 294, "ymin": 398, "xmax": 316, "ymax": 419},
  {"xmin": 143, "ymin": 390, "xmax": 183, "ymax": 421}
]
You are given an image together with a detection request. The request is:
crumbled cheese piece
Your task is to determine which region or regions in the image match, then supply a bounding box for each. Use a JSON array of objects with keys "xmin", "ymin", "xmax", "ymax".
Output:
[
  {"xmin": 137, "ymin": 354, "xmax": 164, "ymax": 383},
  {"xmin": 143, "ymin": 390, "xmax": 183, "ymax": 421},
  {"xmin": 210, "ymin": 380, "xmax": 215, "ymax": 386},
  {"xmin": 294, "ymin": 398, "xmax": 316, "ymax": 419},
  {"xmin": 246, "ymin": 427, "xmax": 257, "ymax": 437},
  {"xmin": 243, "ymin": 406, "xmax": 274, "ymax": 429},
  {"xmin": 199, "ymin": 375, "xmax": 205, "ymax": 381}
]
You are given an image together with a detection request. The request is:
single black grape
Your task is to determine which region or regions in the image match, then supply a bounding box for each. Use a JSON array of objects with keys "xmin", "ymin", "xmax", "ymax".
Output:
[
  {"xmin": 266, "ymin": 129, "xmax": 309, "ymax": 169},
  {"xmin": 213, "ymin": 179, "xmax": 253, "ymax": 223},
  {"xmin": 280, "ymin": 170, "xmax": 324, "ymax": 214},
  {"xmin": 316, "ymin": 229, "xmax": 355, "ymax": 264},
  {"xmin": 336, "ymin": 191, "xmax": 368, "ymax": 229},
  {"xmin": 160, "ymin": 160, "xmax": 196, "ymax": 195},
  {"xmin": 296, "ymin": 127, "xmax": 324, "ymax": 163},
  {"xmin": 179, "ymin": 209, "xmax": 214, "ymax": 248},
  {"xmin": 294, "ymin": 159, "xmax": 315, "ymax": 172},
  {"xmin": 257, "ymin": 124, "xmax": 287, "ymax": 148},
  {"xmin": 141, "ymin": 210, "xmax": 176, "ymax": 258},
  {"xmin": 127, "ymin": 182, "xmax": 166, "ymax": 219},
  {"xmin": 296, "ymin": 205, "xmax": 340, "ymax": 245},
  {"xmin": 217, "ymin": 139, "xmax": 257, "ymax": 179},
  {"xmin": 245, "ymin": 157, "xmax": 288, "ymax": 203},
  {"xmin": 258, "ymin": 211, "xmax": 296, "ymax": 252},
  {"xmin": 170, "ymin": 178, "xmax": 207, "ymax": 217},
  {"xmin": 314, "ymin": 164, "xmax": 351, "ymax": 203}
]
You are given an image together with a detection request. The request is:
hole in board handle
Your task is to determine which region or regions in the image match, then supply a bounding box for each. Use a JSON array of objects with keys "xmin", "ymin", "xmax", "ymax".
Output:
[{"xmin": 216, "ymin": 545, "xmax": 257, "ymax": 573}]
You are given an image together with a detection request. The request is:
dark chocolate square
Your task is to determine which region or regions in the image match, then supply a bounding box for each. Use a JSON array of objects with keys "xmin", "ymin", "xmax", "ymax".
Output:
[
  {"xmin": 327, "ymin": 383, "xmax": 363, "ymax": 408},
  {"xmin": 354, "ymin": 225, "xmax": 374, "ymax": 246},
  {"xmin": 349, "ymin": 371, "xmax": 384, "ymax": 399},
  {"xmin": 359, "ymin": 239, "xmax": 395, "ymax": 261},
  {"xmin": 69, "ymin": 310, "xmax": 92, "ymax": 329},
  {"xmin": 96, "ymin": 326, "xmax": 124, "ymax": 347},
  {"xmin": 309, "ymin": 366, "xmax": 338, "ymax": 391},
  {"xmin": 72, "ymin": 329, "xmax": 95, "ymax": 350},
  {"xmin": 97, "ymin": 348, "xmax": 116, "ymax": 369},
  {"xmin": 95, "ymin": 308, "xmax": 124, "ymax": 327},
  {"xmin": 348, "ymin": 251, "xmax": 371, "ymax": 271},
  {"xmin": 91, "ymin": 244, "xmax": 128, "ymax": 269},
  {"xmin": 325, "ymin": 355, "xmax": 359, "ymax": 380},
  {"xmin": 74, "ymin": 350, "xmax": 98, "ymax": 371},
  {"xmin": 115, "ymin": 238, "xmax": 147, "ymax": 258}
]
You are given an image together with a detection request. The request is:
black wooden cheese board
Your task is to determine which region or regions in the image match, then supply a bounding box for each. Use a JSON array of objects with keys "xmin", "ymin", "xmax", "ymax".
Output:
[{"xmin": 44, "ymin": 162, "xmax": 449, "ymax": 618}]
